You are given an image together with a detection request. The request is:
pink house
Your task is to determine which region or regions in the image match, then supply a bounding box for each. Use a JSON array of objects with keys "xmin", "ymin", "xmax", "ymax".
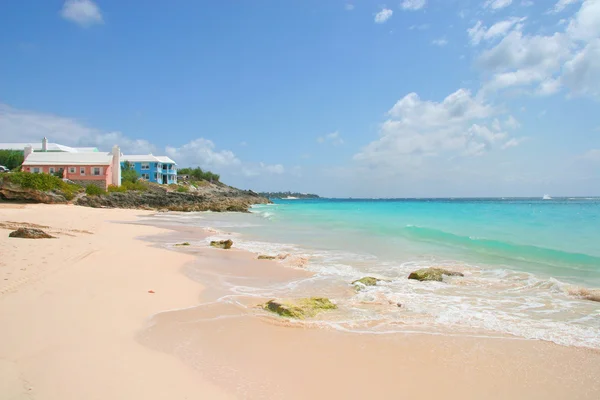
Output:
[{"xmin": 22, "ymin": 145, "xmax": 122, "ymax": 190}]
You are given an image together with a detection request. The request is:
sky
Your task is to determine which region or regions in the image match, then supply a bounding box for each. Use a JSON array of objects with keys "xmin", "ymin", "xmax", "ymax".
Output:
[{"xmin": 0, "ymin": 0, "xmax": 599, "ymax": 197}]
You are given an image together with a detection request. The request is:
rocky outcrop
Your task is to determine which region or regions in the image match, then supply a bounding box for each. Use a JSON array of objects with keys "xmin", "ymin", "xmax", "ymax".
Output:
[
  {"xmin": 76, "ymin": 182, "xmax": 269, "ymax": 212},
  {"xmin": 408, "ymin": 268, "xmax": 464, "ymax": 282},
  {"xmin": 9, "ymin": 228, "xmax": 55, "ymax": 239},
  {"xmin": 262, "ymin": 297, "xmax": 337, "ymax": 319},
  {"xmin": 0, "ymin": 180, "xmax": 69, "ymax": 203},
  {"xmin": 352, "ymin": 276, "xmax": 387, "ymax": 291},
  {"xmin": 210, "ymin": 239, "xmax": 233, "ymax": 249},
  {"xmin": 568, "ymin": 288, "xmax": 600, "ymax": 302}
]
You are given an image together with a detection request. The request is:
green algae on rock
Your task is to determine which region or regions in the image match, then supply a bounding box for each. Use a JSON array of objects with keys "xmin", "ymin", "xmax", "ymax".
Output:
[
  {"xmin": 210, "ymin": 239, "xmax": 233, "ymax": 249},
  {"xmin": 257, "ymin": 255, "xmax": 277, "ymax": 260},
  {"xmin": 175, "ymin": 242, "xmax": 191, "ymax": 246},
  {"xmin": 263, "ymin": 297, "xmax": 337, "ymax": 319},
  {"xmin": 408, "ymin": 268, "xmax": 464, "ymax": 282}
]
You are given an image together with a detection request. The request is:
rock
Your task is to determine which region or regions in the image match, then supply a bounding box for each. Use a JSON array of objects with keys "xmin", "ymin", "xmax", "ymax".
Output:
[
  {"xmin": 9, "ymin": 228, "xmax": 55, "ymax": 239},
  {"xmin": 210, "ymin": 239, "xmax": 233, "ymax": 249},
  {"xmin": 276, "ymin": 253, "xmax": 291, "ymax": 260},
  {"xmin": 282, "ymin": 256, "xmax": 309, "ymax": 268},
  {"xmin": 0, "ymin": 179, "xmax": 69, "ymax": 204},
  {"xmin": 258, "ymin": 255, "xmax": 276, "ymax": 260},
  {"xmin": 352, "ymin": 277, "xmax": 380, "ymax": 287},
  {"xmin": 568, "ymin": 288, "xmax": 600, "ymax": 302},
  {"xmin": 262, "ymin": 297, "xmax": 337, "ymax": 319},
  {"xmin": 175, "ymin": 242, "xmax": 191, "ymax": 246},
  {"xmin": 408, "ymin": 268, "xmax": 464, "ymax": 282}
]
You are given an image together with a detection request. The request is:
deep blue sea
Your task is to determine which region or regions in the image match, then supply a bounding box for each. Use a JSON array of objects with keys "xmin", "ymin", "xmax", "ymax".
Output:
[{"xmin": 154, "ymin": 198, "xmax": 600, "ymax": 348}]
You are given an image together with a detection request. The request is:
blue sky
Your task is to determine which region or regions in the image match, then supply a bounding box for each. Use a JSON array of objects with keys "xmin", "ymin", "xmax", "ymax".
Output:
[{"xmin": 1, "ymin": 0, "xmax": 599, "ymax": 197}]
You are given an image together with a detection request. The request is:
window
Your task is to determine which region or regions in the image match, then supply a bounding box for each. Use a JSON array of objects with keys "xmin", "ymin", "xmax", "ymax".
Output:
[
  {"xmin": 141, "ymin": 163, "xmax": 150, "ymax": 170},
  {"xmin": 92, "ymin": 167, "xmax": 102, "ymax": 176},
  {"xmin": 32, "ymin": 167, "xmax": 40, "ymax": 173},
  {"xmin": 80, "ymin": 167, "xmax": 86, "ymax": 175},
  {"xmin": 49, "ymin": 167, "xmax": 55, "ymax": 174},
  {"xmin": 142, "ymin": 173, "xmax": 150, "ymax": 180},
  {"xmin": 69, "ymin": 167, "xmax": 76, "ymax": 174}
]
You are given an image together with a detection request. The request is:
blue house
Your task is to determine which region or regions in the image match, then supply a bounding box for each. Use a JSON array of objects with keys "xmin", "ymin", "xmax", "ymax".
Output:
[{"xmin": 121, "ymin": 154, "xmax": 177, "ymax": 184}]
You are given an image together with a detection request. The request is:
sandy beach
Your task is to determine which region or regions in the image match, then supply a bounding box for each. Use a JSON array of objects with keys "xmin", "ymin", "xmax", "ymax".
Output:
[{"xmin": 1, "ymin": 204, "xmax": 600, "ymax": 400}]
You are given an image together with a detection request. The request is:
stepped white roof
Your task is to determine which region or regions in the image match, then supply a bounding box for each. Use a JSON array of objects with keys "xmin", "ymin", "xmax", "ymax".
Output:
[
  {"xmin": 23, "ymin": 152, "xmax": 113, "ymax": 166},
  {"xmin": 122, "ymin": 154, "xmax": 176, "ymax": 164}
]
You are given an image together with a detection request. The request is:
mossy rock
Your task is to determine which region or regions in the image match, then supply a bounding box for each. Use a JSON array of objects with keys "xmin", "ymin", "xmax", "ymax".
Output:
[
  {"xmin": 210, "ymin": 239, "xmax": 233, "ymax": 249},
  {"xmin": 258, "ymin": 255, "xmax": 276, "ymax": 260},
  {"xmin": 263, "ymin": 297, "xmax": 337, "ymax": 319},
  {"xmin": 408, "ymin": 268, "xmax": 464, "ymax": 282},
  {"xmin": 175, "ymin": 242, "xmax": 190, "ymax": 246},
  {"xmin": 8, "ymin": 228, "xmax": 55, "ymax": 239}
]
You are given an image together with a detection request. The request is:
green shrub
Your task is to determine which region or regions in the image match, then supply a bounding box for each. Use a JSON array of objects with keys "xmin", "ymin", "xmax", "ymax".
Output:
[
  {"xmin": 3, "ymin": 172, "xmax": 81, "ymax": 200},
  {"xmin": 85, "ymin": 184, "xmax": 106, "ymax": 196},
  {"xmin": 177, "ymin": 185, "xmax": 189, "ymax": 193},
  {"xmin": 121, "ymin": 161, "xmax": 140, "ymax": 184},
  {"xmin": 122, "ymin": 180, "xmax": 148, "ymax": 191},
  {"xmin": 178, "ymin": 167, "xmax": 220, "ymax": 182},
  {"xmin": 107, "ymin": 184, "xmax": 127, "ymax": 193}
]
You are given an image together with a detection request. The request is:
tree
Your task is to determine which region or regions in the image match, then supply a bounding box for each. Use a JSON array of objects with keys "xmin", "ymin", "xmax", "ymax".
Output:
[
  {"xmin": 121, "ymin": 161, "xmax": 139, "ymax": 183},
  {"xmin": 0, "ymin": 150, "xmax": 25, "ymax": 170}
]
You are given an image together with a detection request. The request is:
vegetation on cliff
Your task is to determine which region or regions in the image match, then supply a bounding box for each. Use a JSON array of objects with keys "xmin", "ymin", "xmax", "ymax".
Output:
[
  {"xmin": 0, "ymin": 172, "xmax": 82, "ymax": 201},
  {"xmin": 0, "ymin": 150, "xmax": 24, "ymax": 170},
  {"xmin": 178, "ymin": 167, "xmax": 220, "ymax": 183}
]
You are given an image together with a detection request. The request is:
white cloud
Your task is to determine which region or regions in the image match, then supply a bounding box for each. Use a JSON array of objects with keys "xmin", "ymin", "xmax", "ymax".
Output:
[
  {"xmin": 550, "ymin": 0, "xmax": 582, "ymax": 13},
  {"xmin": 505, "ymin": 115, "xmax": 521, "ymax": 129},
  {"xmin": 0, "ymin": 104, "xmax": 153, "ymax": 154},
  {"xmin": 521, "ymin": 1, "xmax": 534, "ymax": 6},
  {"xmin": 566, "ymin": 0, "xmax": 600, "ymax": 42},
  {"xmin": 354, "ymin": 89, "xmax": 516, "ymax": 169},
  {"xmin": 60, "ymin": 0, "xmax": 103, "ymax": 27},
  {"xmin": 432, "ymin": 38, "xmax": 448, "ymax": 46},
  {"xmin": 562, "ymin": 39, "xmax": 600, "ymax": 98},
  {"xmin": 484, "ymin": 0, "xmax": 513, "ymax": 10},
  {"xmin": 401, "ymin": 0, "xmax": 426, "ymax": 11},
  {"xmin": 409, "ymin": 23, "xmax": 430, "ymax": 30},
  {"xmin": 374, "ymin": 8, "xmax": 393, "ymax": 23},
  {"xmin": 581, "ymin": 149, "xmax": 600, "ymax": 161},
  {"xmin": 242, "ymin": 162, "xmax": 285, "ymax": 177},
  {"xmin": 345, "ymin": 3, "xmax": 355, "ymax": 11},
  {"xmin": 317, "ymin": 131, "xmax": 344, "ymax": 146},
  {"xmin": 165, "ymin": 139, "xmax": 241, "ymax": 169},
  {"xmin": 467, "ymin": 17, "xmax": 526, "ymax": 45},
  {"xmin": 502, "ymin": 137, "xmax": 526, "ymax": 149}
]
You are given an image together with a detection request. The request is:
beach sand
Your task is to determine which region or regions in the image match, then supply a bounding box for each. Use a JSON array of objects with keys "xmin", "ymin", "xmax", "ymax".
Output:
[{"xmin": 1, "ymin": 204, "xmax": 599, "ymax": 399}]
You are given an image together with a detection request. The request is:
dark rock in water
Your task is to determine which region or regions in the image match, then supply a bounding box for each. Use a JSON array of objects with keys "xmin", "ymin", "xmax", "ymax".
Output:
[
  {"xmin": 352, "ymin": 277, "xmax": 390, "ymax": 291},
  {"xmin": 263, "ymin": 297, "xmax": 337, "ymax": 319},
  {"xmin": 9, "ymin": 228, "xmax": 55, "ymax": 239},
  {"xmin": 175, "ymin": 242, "xmax": 190, "ymax": 246},
  {"xmin": 258, "ymin": 255, "xmax": 276, "ymax": 260},
  {"xmin": 408, "ymin": 268, "xmax": 464, "ymax": 282},
  {"xmin": 210, "ymin": 239, "xmax": 233, "ymax": 249}
]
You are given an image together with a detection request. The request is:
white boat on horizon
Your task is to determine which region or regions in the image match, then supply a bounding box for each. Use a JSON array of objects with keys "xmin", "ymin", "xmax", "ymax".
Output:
[{"xmin": 543, "ymin": 194, "xmax": 552, "ymax": 200}]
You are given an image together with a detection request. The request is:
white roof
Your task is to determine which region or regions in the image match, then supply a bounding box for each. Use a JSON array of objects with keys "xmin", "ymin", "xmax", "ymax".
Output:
[
  {"xmin": 23, "ymin": 152, "xmax": 113, "ymax": 166},
  {"xmin": 122, "ymin": 154, "xmax": 176, "ymax": 164},
  {"xmin": 0, "ymin": 142, "xmax": 98, "ymax": 152}
]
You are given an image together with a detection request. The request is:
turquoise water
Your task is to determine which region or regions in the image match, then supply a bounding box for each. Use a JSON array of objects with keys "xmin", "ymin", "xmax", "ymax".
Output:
[{"xmin": 152, "ymin": 198, "xmax": 600, "ymax": 348}]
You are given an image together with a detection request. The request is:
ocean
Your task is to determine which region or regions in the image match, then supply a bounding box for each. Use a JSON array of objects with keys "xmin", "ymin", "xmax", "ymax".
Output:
[{"xmin": 151, "ymin": 198, "xmax": 600, "ymax": 349}]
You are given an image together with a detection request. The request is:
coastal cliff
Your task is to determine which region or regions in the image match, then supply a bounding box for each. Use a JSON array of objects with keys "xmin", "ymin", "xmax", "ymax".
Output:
[
  {"xmin": 76, "ymin": 182, "xmax": 269, "ymax": 212},
  {"xmin": 0, "ymin": 173, "xmax": 269, "ymax": 212}
]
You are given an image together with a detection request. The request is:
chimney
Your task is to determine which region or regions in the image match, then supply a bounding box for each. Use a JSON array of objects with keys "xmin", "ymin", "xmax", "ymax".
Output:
[
  {"xmin": 24, "ymin": 145, "xmax": 33, "ymax": 160},
  {"xmin": 42, "ymin": 137, "xmax": 48, "ymax": 152},
  {"xmin": 112, "ymin": 145, "xmax": 121, "ymax": 186}
]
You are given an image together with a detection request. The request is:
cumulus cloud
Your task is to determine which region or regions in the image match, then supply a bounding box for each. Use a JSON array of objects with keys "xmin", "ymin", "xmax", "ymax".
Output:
[
  {"xmin": 475, "ymin": 0, "xmax": 600, "ymax": 99},
  {"xmin": 484, "ymin": 0, "xmax": 513, "ymax": 10},
  {"xmin": 353, "ymin": 89, "xmax": 519, "ymax": 170},
  {"xmin": 374, "ymin": 8, "xmax": 393, "ymax": 23},
  {"xmin": 432, "ymin": 38, "xmax": 448, "ymax": 46},
  {"xmin": 60, "ymin": 0, "xmax": 103, "ymax": 27},
  {"xmin": 468, "ymin": 17, "xmax": 526, "ymax": 45},
  {"xmin": 317, "ymin": 131, "xmax": 344, "ymax": 146},
  {"xmin": 242, "ymin": 163, "xmax": 285, "ymax": 177},
  {"xmin": 165, "ymin": 138, "xmax": 241, "ymax": 170},
  {"xmin": 401, "ymin": 0, "xmax": 426, "ymax": 11}
]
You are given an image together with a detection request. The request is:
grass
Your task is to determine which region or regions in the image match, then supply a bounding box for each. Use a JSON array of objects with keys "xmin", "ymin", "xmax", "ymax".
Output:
[
  {"xmin": 107, "ymin": 180, "xmax": 148, "ymax": 193},
  {"xmin": 85, "ymin": 184, "xmax": 106, "ymax": 196},
  {"xmin": 176, "ymin": 185, "xmax": 189, "ymax": 193},
  {"xmin": 2, "ymin": 172, "xmax": 82, "ymax": 200}
]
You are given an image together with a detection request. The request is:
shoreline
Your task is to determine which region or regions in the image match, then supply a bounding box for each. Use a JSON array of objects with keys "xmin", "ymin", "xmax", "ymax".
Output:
[{"xmin": 1, "ymin": 204, "xmax": 600, "ymax": 399}]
